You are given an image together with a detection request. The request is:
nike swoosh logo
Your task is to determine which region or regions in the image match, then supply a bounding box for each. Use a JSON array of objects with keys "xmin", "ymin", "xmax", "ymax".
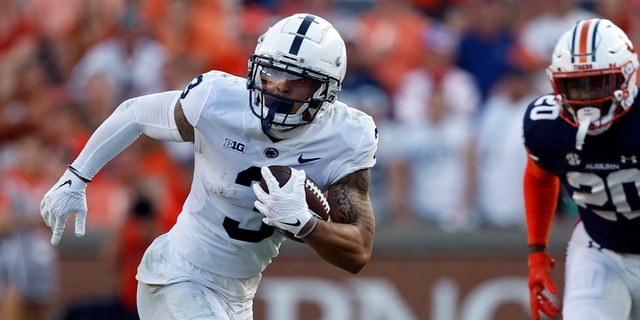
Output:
[
  {"xmin": 55, "ymin": 179, "xmax": 72, "ymax": 191},
  {"xmin": 298, "ymin": 154, "xmax": 321, "ymax": 164},
  {"xmin": 282, "ymin": 219, "xmax": 301, "ymax": 227}
]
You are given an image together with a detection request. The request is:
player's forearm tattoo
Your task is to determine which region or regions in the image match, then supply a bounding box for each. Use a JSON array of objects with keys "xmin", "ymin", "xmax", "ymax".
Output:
[
  {"xmin": 329, "ymin": 170, "xmax": 375, "ymax": 239},
  {"xmin": 331, "ymin": 185, "xmax": 357, "ymax": 223}
]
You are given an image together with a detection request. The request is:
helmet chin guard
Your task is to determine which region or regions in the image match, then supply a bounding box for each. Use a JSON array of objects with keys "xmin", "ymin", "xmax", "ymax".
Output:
[{"xmin": 247, "ymin": 13, "xmax": 346, "ymax": 139}]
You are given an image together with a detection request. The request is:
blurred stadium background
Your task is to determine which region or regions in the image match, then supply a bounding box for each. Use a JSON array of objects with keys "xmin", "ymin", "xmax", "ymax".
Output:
[
  {"xmin": 1, "ymin": 0, "xmax": 634, "ymax": 319},
  {"xmin": 57, "ymin": 220, "xmax": 574, "ymax": 319}
]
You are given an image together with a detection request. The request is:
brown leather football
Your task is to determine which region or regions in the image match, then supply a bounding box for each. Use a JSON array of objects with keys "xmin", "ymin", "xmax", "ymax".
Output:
[{"xmin": 260, "ymin": 165, "xmax": 330, "ymax": 242}]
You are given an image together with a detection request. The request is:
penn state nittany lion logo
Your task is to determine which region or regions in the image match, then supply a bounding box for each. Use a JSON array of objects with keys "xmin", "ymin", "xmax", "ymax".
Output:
[{"xmin": 263, "ymin": 147, "xmax": 279, "ymax": 158}]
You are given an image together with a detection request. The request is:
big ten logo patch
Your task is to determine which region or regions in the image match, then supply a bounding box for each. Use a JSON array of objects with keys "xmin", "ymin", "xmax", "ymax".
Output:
[{"xmin": 224, "ymin": 138, "xmax": 246, "ymax": 153}]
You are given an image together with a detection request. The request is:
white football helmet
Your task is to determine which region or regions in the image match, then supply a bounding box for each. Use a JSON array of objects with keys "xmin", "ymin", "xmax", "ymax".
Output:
[
  {"xmin": 547, "ymin": 18, "xmax": 639, "ymax": 149},
  {"xmin": 247, "ymin": 13, "xmax": 346, "ymax": 139}
]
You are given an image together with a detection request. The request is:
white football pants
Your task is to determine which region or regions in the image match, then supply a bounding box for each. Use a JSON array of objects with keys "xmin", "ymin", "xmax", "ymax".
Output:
[
  {"xmin": 562, "ymin": 221, "xmax": 640, "ymax": 320},
  {"xmin": 137, "ymin": 281, "xmax": 253, "ymax": 320}
]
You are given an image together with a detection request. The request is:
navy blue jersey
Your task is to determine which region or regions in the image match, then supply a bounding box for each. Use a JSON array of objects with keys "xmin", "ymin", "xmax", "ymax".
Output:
[{"xmin": 523, "ymin": 93, "xmax": 640, "ymax": 253}]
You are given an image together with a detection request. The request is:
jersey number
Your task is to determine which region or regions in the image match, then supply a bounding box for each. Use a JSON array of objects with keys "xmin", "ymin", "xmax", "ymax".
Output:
[
  {"xmin": 180, "ymin": 74, "xmax": 204, "ymax": 99},
  {"xmin": 529, "ymin": 96, "xmax": 560, "ymax": 121},
  {"xmin": 566, "ymin": 168, "xmax": 640, "ymax": 220},
  {"xmin": 222, "ymin": 166, "xmax": 275, "ymax": 243},
  {"xmin": 180, "ymin": 75, "xmax": 275, "ymax": 242}
]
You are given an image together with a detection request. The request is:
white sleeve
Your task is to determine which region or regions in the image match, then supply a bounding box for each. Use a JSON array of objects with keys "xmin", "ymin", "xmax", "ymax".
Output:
[{"xmin": 71, "ymin": 90, "xmax": 185, "ymax": 179}]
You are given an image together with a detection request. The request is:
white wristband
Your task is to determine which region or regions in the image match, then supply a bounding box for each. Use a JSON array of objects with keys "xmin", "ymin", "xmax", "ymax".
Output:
[{"xmin": 295, "ymin": 215, "xmax": 318, "ymax": 239}]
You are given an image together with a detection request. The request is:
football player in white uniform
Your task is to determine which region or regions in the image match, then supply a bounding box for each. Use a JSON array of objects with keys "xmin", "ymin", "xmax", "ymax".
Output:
[
  {"xmin": 523, "ymin": 19, "xmax": 640, "ymax": 320},
  {"xmin": 39, "ymin": 13, "xmax": 378, "ymax": 320}
]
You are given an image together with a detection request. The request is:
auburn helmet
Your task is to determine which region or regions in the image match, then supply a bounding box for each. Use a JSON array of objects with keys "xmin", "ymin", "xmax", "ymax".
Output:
[{"xmin": 547, "ymin": 18, "xmax": 639, "ymax": 149}]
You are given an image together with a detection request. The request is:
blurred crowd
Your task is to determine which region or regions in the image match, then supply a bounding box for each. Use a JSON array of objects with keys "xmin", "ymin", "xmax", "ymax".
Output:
[{"xmin": 0, "ymin": 0, "xmax": 638, "ymax": 318}]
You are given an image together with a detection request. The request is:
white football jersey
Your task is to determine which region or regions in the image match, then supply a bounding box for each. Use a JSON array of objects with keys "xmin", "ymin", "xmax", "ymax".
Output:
[{"xmin": 152, "ymin": 71, "xmax": 377, "ymax": 278}]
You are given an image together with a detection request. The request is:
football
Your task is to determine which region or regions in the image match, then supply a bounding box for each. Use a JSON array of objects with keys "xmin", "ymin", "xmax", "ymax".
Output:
[{"xmin": 260, "ymin": 165, "xmax": 330, "ymax": 242}]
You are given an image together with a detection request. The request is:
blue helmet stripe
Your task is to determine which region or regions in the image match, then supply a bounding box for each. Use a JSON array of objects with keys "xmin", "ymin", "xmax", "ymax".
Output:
[
  {"xmin": 570, "ymin": 21, "xmax": 579, "ymax": 64},
  {"xmin": 289, "ymin": 15, "xmax": 316, "ymax": 55},
  {"xmin": 590, "ymin": 19, "xmax": 600, "ymax": 62}
]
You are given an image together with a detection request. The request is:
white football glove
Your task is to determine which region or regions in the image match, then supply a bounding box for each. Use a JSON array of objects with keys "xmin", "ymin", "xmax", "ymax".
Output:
[
  {"xmin": 252, "ymin": 166, "xmax": 313, "ymax": 236},
  {"xmin": 40, "ymin": 169, "xmax": 88, "ymax": 245}
]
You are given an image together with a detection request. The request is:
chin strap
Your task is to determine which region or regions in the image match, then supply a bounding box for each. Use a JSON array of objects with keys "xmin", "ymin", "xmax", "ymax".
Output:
[
  {"xmin": 575, "ymin": 118, "xmax": 590, "ymax": 151},
  {"xmin": 261, "ymin": 105, "xmax": 277, "ymax": 136},
  {"xmin": 574, "ymin": 107, "xmax": 600, "ymax": 151}
]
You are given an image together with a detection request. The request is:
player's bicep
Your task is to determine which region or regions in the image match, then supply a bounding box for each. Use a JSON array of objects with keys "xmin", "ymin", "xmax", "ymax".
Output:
[{"xmin": 174, "ymin": 101, "xmax": 195, "ymax": 142}]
